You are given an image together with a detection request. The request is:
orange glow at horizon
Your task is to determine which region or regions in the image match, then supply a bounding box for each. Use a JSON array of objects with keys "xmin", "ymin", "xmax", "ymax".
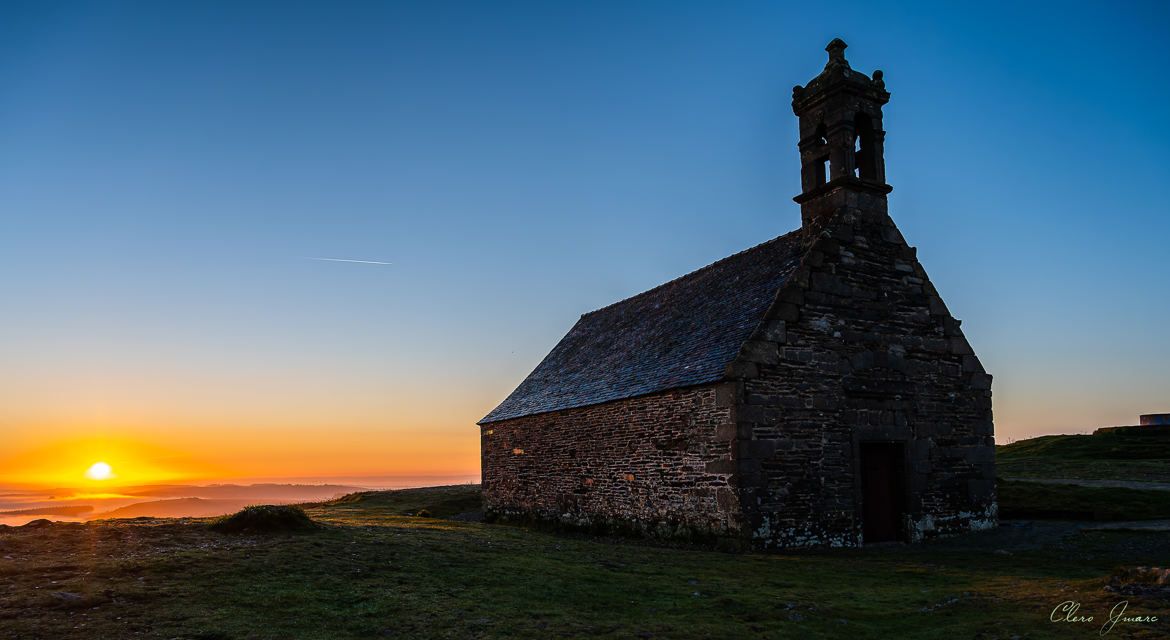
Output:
[
  {"xmin": 54, "ymin": 493, "xmax": 140, "ymax": 501},
  {"xmin": 0, "ymin": 420, "xmax": 481, "ymax": 488},
  {"xmin": 0, "ymin": 379, "xmax": 489, "ymax": 487},
  {"xmin": 0, "ymin": 438, "xmax": 222, "ymax": 486}
]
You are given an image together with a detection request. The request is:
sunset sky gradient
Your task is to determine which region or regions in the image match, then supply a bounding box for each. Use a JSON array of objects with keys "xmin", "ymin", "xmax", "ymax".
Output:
[{"xmin": 1, "ymin": 1, "xmax": 1168, "ymax": 486}]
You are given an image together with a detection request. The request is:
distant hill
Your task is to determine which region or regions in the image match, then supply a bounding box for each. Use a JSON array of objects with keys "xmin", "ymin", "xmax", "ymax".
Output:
[
  {"xmin": 997, "ymin": 425, "xmax": 1170, "ymax": 482},
  {"xmin": 0, "ymin": 505, "xmax": 93, "ymax": 517},
  {"xmin": 118, "ymin": 484, "xmax": 369, "ymax": 501},
  {"xmin": 999, "ymin": 424, "xmax": 1170, "ymax": 460},
  {"xmin": 92, "ymin": 498, "xmax": 255, "ymax": 520},
  {"xmin": 304, "ymin": 485, "xmax": 482, "ymax": 520}
]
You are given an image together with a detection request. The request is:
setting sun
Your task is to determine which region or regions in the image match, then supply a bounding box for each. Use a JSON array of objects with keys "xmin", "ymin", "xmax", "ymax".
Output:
[{"xmin": 84, "ymin": 461, "xmax": 114, "ymax": 481}]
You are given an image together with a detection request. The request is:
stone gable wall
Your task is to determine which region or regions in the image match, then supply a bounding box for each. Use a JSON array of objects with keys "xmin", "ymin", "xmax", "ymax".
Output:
[
  {"xmin": 480, "ymin": 382, "xmax": 742, "ymax": 542},
  {"xmin": 731, "ymin": 191, "xmax": 997, "ymax": 548}
]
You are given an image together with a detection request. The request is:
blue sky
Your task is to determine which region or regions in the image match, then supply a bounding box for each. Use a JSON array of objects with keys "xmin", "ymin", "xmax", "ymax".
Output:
[{"xmin": 1, "ymin": 0, "xmax": 1168, "ymax": 477}]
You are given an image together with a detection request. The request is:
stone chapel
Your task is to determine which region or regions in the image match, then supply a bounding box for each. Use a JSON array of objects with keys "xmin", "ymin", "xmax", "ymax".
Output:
[{"xmin": 478, "ymin": 40, "xmax": 997, "ymax": 548}]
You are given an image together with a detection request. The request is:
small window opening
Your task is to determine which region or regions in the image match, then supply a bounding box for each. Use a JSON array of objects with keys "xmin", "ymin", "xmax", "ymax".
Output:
[
  {"xmin": 854, "ymin": 112, "xmax": 877, "ymax": 181},
  {"xmin": 812, "ymin": 122, "xmax": 829, "ymax": 186},
  {"xmin": 853, "ymin": 135, "xmax": 862, "ymax": 178}
]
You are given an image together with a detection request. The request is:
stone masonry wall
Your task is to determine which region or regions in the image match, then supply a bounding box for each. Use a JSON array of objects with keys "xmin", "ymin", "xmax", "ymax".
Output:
[
  {"xmin": 480, "ymin": 382, "xmax": 741, "ymax": 542},
  {"xmin": 730, "ymin": 189, "xmax": 997, "ymax": 548}
]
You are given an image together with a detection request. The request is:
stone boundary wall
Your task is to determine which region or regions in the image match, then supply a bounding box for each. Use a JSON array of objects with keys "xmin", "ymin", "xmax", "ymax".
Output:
[{"xmin": 1094, "ymin": 424, "xmax": 1170, "ymax": 437}]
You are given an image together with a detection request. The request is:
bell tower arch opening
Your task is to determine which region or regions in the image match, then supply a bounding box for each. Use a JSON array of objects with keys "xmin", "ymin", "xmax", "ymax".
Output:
[
  {"xmin": 791, "ymin": 39, "xmax": 893, "ymax": 236},
  {"xmin": 853, "ymin": 111, "xmax": 877, "ymax": 181}
]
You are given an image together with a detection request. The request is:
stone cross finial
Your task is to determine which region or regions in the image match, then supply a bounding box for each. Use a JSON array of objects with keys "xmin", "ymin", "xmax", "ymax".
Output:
[{"xmin": 826, "ymin": 38, "xmax": 848, "ymax": 64}]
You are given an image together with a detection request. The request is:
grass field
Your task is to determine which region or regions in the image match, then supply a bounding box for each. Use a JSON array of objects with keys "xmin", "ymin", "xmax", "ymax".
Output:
[
  {"xmin": 1, "ymin": 485, "xmax": 1168, "ymax": 639},
  {"xmin": 998, "ymin": 479, "xmax": 1170, "ymax": 520}
]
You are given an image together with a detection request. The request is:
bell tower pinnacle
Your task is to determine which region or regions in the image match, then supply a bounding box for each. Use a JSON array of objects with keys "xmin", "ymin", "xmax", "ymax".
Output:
[{"xmin": 791, "ymin": 39, "xmax": 892, "ymax": 238}]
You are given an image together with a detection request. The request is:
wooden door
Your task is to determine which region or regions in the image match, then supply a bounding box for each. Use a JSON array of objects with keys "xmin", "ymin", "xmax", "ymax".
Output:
[{"xmin": 860, "ymin": 442, "xmax": 904, "ymax": 542}]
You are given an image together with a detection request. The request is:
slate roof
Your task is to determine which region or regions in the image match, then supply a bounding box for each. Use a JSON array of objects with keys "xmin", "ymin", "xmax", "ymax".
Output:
[{"xmin": 479, "ymin": 229, "xmax": 808, "ymax": 424}]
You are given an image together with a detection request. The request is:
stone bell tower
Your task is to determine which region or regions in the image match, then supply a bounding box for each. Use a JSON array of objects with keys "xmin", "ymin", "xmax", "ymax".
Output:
[{"xmin": 791, "ymin": 39, "xmax": 893, "ymax": 240}]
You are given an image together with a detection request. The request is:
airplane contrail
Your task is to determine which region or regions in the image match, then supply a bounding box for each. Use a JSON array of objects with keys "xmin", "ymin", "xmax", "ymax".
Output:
[{"xmin": 311, "ymin": 257, "xmax": 393, "ymax": 265}]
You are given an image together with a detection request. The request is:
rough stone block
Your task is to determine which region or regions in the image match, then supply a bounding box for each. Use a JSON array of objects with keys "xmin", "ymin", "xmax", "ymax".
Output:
[
  {"xmin": 725, "ymin": 361, "xmax": 758, "ymax": 378},
  {"xmin": 705, "ymin": 459, "xmax": 737, "ymax": 474},
  {"xmin": 969, "ymin": 373, "xmax": 992, "ymax": 390},
  {"xmin": 961, "ymin": 355, "xmax": 984, "ymax": 374},
  {"xmin": 778, "ymin": 286, "xmax": 805, "ymax": 304},
  {"xmin": 964, "ymin": 446, "xmax": 995, "ymax": 463},
  {"xmin": 772, "ymin": 302, "xmax": 801, "ymax": 322},
  {"xmin": 758, "ymin": 320, "xmax": 786, "ymax": 342},
  {"xmin": 967, "ymin": 478, "xmax": 994, "ymax": 500},
  {"xmin": 739, "ymin": 439, "xmax": 777, "ymax": 459},
  {"xmin": 739, "ymin": 404, "xmax": 766, "ymax": 423}
]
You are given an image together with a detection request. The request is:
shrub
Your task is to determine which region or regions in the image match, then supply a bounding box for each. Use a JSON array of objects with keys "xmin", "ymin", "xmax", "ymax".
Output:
[{"xmin": 209, "ymin": 505, "xmax": 321, "ymax": 534}]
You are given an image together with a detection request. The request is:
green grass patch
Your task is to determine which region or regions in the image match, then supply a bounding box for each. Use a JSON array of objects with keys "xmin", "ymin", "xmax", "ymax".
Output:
[
  {"xmin": 998, "ymin": 426, "xmax": 1170, "ymax": 461},
  {"xmin": 996, "ymin": 457, "xmax": 1170, "ymax": 483},
  {"xmin": 306, "ymin": 484, "xmax": 481, "ymax": 520},
  {"xmin": 997, "ymin": 426, "xmax": 1170, "ymax": 482},
  {"xmin": 998, "ymin": 479, "xmax": 1170, "ymax": 520}
]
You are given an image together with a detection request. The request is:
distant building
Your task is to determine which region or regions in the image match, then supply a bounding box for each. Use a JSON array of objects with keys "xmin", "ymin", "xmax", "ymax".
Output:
[{"xmin": 478, "ymin": 40, "xmax": 997, "ymax": 548}]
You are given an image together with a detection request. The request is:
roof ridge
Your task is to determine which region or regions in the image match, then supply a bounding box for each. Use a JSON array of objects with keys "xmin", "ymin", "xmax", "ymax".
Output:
[{"xmin": 581, "ymin": 228, "xmax": 804, "ymax": 319}]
